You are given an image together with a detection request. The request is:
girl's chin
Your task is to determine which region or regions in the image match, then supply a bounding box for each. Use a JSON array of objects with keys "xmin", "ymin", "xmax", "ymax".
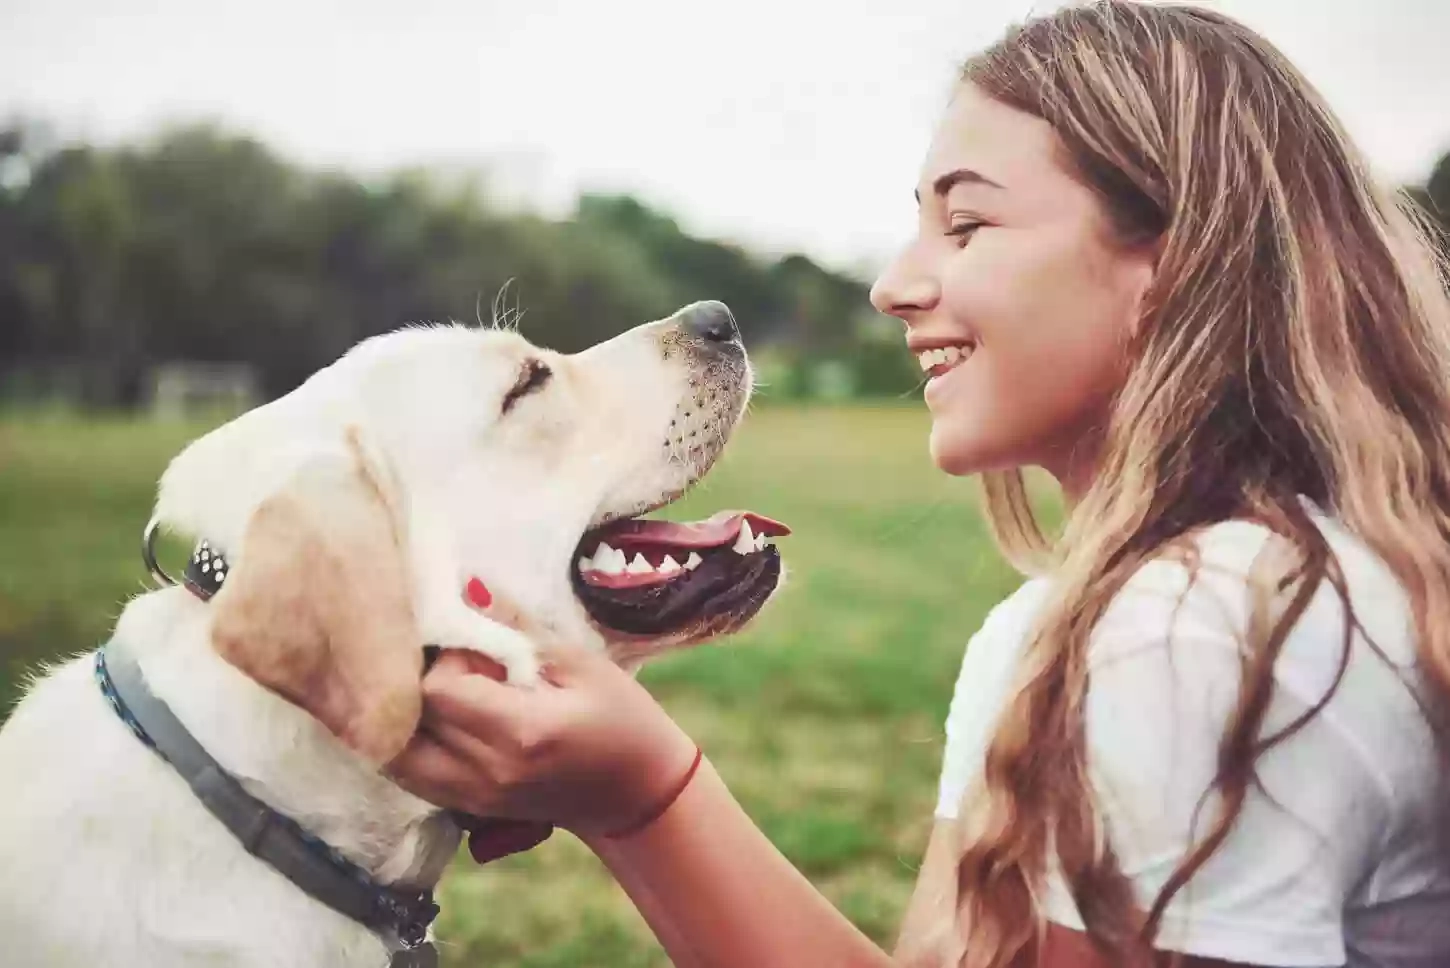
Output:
[
  {"xmin": 928, "ymin": 425, "xmax": 1024, "ymax": 478},
  {"xmin": 929, "ymin": 430, "xmax": 988, "ymax": 477}
]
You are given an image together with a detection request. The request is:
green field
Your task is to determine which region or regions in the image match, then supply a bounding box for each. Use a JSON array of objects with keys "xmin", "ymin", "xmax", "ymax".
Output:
[{"xmin": 0, "ymin": 405, "xmax": 1031, "ymax": 966}]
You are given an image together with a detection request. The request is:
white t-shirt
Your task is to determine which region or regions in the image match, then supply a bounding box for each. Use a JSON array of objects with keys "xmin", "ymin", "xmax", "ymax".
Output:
[{"xmin": 935, "ymin": 502, "xmax": 1450, "ymax": 967}]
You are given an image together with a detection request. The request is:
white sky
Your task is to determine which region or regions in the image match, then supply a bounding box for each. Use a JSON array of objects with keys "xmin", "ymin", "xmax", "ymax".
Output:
[{"xmin": 1, "ymin": 0, "xmax": 1446, "ymax": 275}]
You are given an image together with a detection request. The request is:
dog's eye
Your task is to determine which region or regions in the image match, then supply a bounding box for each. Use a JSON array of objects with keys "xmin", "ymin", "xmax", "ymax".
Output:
[{"xmin": 501, "ymin": 358, "xmax": 553, "ymax": 414}]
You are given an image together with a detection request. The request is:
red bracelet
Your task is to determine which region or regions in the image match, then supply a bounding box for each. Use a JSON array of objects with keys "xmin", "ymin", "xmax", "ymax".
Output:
[{"xmin": 604, "ymin": 745, "xmax": 704, "ymax": 840}]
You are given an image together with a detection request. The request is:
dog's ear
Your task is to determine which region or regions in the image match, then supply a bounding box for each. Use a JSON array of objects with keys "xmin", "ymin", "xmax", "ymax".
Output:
[{"xmin": 207, "ymin": 429, "xmax": 423, "ymax": 766}]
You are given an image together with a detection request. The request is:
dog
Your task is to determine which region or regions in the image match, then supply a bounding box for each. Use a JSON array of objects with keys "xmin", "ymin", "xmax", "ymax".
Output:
[{"xmin": 0, "ymin": 300, "xmax": 788, "ymax": 968}]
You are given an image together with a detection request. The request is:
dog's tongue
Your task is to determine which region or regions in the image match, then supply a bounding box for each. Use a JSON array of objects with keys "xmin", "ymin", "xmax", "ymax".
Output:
[{"xmin": 598, "ymin": 509, "xmax": 790, "ymax": 552}]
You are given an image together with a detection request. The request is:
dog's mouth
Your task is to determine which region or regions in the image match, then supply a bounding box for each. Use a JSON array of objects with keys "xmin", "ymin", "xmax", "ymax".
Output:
[{"xmin": 570, "ymin": 510, "xmax": 789, "ymax": 639}]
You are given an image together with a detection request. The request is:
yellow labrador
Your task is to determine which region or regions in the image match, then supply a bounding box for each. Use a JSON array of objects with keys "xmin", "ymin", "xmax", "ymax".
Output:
[{"xmin": 0, "ymin": 301, "xmax": 788, "ymax": 968}]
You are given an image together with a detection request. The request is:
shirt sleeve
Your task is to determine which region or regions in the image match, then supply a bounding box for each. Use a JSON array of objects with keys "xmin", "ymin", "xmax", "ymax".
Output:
[
  {"xmin": 936, "ymin": 579, "xmax": 1050, "ymax": 821},
  {"xmin": 1039, "ymin": 532, "xmax": 1392, "ymax": 967}
]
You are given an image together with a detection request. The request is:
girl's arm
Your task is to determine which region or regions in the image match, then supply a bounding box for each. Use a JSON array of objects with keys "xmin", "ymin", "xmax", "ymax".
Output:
[
  {"xmin": 585, "ymin": 757, "xmax": 893, "ymax": 968},
  {"xmin": 390, "ymin": 646, "xmax": 891, "ymax": 966}
]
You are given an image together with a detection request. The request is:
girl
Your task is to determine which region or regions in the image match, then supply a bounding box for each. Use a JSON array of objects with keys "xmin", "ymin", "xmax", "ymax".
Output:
[{"xmin": 392, "ymin": 3, "xmax": 1450, "ymax": 965}]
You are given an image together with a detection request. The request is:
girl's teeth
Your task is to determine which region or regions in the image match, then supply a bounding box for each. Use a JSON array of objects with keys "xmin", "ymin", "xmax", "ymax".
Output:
[{"xmin": 917, "ymin": 344, "xmax": 973, "ymax": 372}]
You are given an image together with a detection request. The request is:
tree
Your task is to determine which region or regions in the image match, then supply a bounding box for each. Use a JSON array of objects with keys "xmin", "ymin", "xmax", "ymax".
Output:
[{"xmin": 0, "ymin": 121, "xmax": 893, "ymax": 405}]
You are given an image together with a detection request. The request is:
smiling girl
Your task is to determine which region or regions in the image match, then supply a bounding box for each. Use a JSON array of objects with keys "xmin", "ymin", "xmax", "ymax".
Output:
[{"xmin": 392, "ymin": 3, "xmax": 1450, "ymax": 965}]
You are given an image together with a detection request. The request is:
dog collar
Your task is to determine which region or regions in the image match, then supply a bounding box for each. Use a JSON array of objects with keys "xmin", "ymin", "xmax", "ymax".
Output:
[
  {"xmin": 94, "ymin": 640, "xmax": 441, "ymax": 965},
  {"xmin": 143, "ymin": 520, "xmax": 493, "ymax": 613},
  {"xmin": 141, "ymin": 519, "xmax": 230, "ymax": 604},
  {"xmin": 183, "ymin": 539, "xmax": 229, "ymax": 601}
]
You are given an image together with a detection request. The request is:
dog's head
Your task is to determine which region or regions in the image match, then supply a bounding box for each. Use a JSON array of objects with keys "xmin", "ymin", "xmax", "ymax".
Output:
[{"xmin": 152, "ymin": 300, "xmax": 786, "ymax": 763}]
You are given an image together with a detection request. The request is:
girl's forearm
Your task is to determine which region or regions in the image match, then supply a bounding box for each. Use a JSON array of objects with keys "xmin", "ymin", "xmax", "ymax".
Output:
[
  {"xmin": 594, "ymin": 843, "xmax": 712, "ymax": 968},
  {"xmin": 588, "ymin": 758, "xmax": 894, "ymax": 968}
]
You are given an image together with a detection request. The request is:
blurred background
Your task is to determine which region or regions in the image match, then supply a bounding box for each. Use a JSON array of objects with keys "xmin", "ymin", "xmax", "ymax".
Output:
[{"xmin": 1, "ymin": 1, "xmax": 1446, "ymax": 964}]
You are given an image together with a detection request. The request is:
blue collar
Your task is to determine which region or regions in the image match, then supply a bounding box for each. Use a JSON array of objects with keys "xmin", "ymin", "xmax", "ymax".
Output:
[{"xmin": 94, "ymin": 642, "xmax": 441, "ymax": 962}]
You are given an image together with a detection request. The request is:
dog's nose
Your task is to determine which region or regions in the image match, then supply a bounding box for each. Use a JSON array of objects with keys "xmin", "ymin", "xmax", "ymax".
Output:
[{"xmin": 679, "ymin": 301, "xmax": 739, "ymax": 344}]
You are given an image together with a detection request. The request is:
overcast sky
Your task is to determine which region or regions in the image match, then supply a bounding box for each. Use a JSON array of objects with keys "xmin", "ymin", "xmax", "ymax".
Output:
[{"xmin": 2, "ymin": 0, "xmax": 1446, "ymax": 275}]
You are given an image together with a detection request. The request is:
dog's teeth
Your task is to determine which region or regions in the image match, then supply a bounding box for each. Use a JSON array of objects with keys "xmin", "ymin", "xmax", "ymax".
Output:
[
  {"xmin": 732, "ymin": 521, "xmax": 756, "ymax": 554},
  {"xmin": 625, "ymin": 553, "xmax": 654, "ymax": 574},
  {"xmin": 753, "ymin": 532, "xmax": 769, "ymax": 552},
  {"xmin": 659, "ymin": 555, "xmax": 682, "ymax": 574},
  {"xmin": 684, "ymin": 552, "xmax": 703, "ymax": 570},
  {"xmin": 594, "ymin": 545, "xmax": 625, "ymax": 575},
  {"xmin": 586, "ymin": 542, "xmax": 626, "ymax": 575}
]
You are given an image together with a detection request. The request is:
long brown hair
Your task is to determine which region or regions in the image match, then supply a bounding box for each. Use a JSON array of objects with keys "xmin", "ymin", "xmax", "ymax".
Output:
[{"xmin": 903, "ymin": 3, "xmax": 1450, "ymax": 966}]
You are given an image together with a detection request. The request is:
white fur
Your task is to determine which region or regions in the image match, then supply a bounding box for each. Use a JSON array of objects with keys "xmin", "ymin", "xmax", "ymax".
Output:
[{"xmin": 0, "ymin": 307, "xmax": 756, "ymax": 967}]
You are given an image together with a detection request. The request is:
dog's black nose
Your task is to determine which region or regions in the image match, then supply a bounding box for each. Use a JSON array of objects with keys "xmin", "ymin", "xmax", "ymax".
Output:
[{"xmin": 680, "ymin": 301, "xmax": 739, "ymax": 344}]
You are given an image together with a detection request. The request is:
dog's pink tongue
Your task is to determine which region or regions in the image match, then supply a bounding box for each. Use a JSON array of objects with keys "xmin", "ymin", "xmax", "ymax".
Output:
[{"xmin": 601, "ymin": 510, "xmax": 790, "ymax": 551}]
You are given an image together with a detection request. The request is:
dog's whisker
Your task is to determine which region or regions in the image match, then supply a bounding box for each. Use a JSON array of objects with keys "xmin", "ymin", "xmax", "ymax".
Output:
[{"xmin": 490, "ymin": 277, "xmax": 526, "ymax": 332}]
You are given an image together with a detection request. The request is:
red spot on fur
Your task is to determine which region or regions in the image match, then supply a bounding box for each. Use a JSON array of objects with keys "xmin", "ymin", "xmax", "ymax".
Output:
[{"xmin": 465, "ymin": 577, "xmax": 492, "ymax": 609}]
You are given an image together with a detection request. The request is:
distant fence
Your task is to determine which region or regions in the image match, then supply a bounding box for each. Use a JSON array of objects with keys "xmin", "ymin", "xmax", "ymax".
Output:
[{"xmin": 148, "ymin": 362, "xmax": 258, "ymax": 418}]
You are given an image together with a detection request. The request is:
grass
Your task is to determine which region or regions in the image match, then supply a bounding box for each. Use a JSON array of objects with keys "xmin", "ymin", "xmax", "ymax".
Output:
[{"xmin": 0, "ymin": 404, "xmax": 1034, "ymax": 966}]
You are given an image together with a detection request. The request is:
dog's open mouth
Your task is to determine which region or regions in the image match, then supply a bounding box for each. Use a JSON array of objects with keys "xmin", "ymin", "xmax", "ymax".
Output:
[{"xmin": 570, "ymin": 510, "xmax": 789, "ymax": 637}]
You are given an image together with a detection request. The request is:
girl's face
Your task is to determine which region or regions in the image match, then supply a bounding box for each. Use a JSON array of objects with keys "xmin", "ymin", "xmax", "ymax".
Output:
[{"xmin": 870, "ymin": 84, "xmax": 1156, "ymax": 495}]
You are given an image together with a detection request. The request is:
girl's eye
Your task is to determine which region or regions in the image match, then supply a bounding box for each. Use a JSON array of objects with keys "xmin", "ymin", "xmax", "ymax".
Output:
[{"xmin": 946, "ymin": 220, "xmax": 984, "ymax": 247}]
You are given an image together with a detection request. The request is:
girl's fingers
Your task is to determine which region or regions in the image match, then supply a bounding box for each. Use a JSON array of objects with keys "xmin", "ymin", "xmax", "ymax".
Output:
[
  {"xmin": 386, "ymin": 732, "xmax": 498, "ymax": 814},
  {"xmin": 422, "ymin": 662, "xmax": 543, "ymax": 740},
  {"xmin": 431, "ymin": 647, "xmax": 510, "ymax": 682},
  {"xmin": 418, "ymin": 714, "xmax": 522, "ymax": 783},
  {"xmin": 390, "ymin": 733, "xmax": 554, "ymax": 862}
]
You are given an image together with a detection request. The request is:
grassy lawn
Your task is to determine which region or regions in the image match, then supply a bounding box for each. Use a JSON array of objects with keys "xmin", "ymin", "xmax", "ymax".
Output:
[{"xmin": 0, "ymin": 404, "xmax": 1034, "ymax": 966}]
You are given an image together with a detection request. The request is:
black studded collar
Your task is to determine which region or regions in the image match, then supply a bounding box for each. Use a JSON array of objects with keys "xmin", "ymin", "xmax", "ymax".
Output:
[{"xmin": 183, "ymin": 539, "xmax": 229, "ymax": 601}]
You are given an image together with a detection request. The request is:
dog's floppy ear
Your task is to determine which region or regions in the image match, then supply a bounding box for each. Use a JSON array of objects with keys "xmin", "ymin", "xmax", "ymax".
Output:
[{"xmin": 207, "ymin": 429, "xmax": 423, "ymax": 766}]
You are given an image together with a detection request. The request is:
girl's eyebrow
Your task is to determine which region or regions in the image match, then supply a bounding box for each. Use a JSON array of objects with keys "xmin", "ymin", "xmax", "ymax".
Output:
[{"xmin": 914, "ymin": 167, "xmax": 1006, "ymax": 205}]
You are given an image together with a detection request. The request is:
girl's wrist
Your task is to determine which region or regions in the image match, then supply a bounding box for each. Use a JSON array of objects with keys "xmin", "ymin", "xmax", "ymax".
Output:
[
  {"xmin": 603, "ymin": 743, "xmax": 705, "ymax": 840},
  {"xmin": 574, "ymin": 722, "xmax": 702, "ymax": 844}
]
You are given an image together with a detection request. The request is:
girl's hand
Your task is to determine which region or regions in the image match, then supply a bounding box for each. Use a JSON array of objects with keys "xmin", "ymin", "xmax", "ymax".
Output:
[{"xmin": 388, "ymin": 646, "xmax": 700, "ymax": 840}]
